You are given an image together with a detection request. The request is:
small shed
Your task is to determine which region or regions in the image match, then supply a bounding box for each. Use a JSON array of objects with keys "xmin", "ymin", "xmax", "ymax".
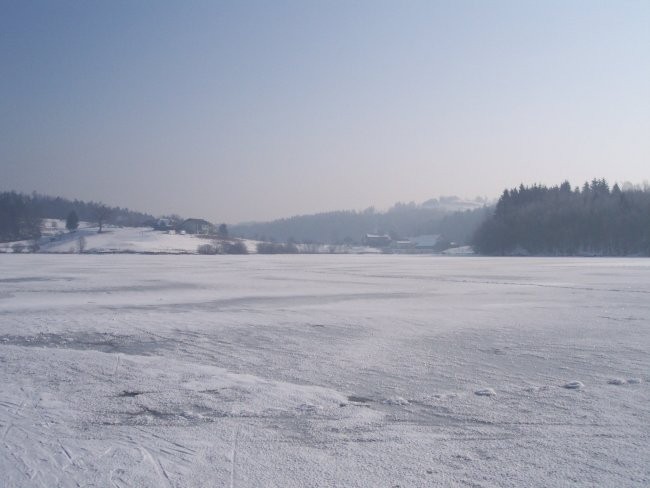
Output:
[{"xmin": 364, "ymin": 234, "xmax": 392, "ymax": 248}]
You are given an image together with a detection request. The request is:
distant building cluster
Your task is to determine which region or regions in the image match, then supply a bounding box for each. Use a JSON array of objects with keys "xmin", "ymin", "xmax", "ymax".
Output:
[
  {"xmin": 152, "ymin": 218, "xmax": 215, "ymax": 235},
  {"xmin": 363, "ymin": 233, "xmax": 449, "ymax": 252}
]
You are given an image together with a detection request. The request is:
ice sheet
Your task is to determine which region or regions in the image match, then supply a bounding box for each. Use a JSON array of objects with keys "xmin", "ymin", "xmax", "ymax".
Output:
[{"xmin": 1, "ymin": 255, "xmax": 649, "ymax": 486}]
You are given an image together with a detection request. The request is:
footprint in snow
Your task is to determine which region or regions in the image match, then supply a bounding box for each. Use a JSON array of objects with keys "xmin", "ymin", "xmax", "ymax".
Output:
[
  {"xmin": 297, "ymin": 403, "xmax": 322, "ymax": 413},
  {"xmin": 474, "ymin": 388, "xmax": 496, "ymax": 397},
  {"xmin": 563, "ymin": 381, "xmax": 584, "ymax": 390},
  {"xmin": 608, "ymin": 378, "xmax": 642, "ymax": 385},
  {"xmin": 607, "ymin": 378, "xmax": 627, "ymax": 385}
]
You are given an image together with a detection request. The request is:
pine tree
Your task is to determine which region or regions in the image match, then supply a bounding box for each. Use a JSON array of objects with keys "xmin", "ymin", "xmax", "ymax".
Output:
[{"xmin": 66, "ymin": 210, "xmax": 79, "ymax": 231}]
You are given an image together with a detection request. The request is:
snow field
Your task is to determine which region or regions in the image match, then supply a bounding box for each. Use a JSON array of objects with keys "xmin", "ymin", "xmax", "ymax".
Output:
[
  {"xmin": 0, "ymin": 224, "xmax": 261, "ymax": 254},
  {"xmin": 0, "ymin": 255, "xmax": 649, "ymax": 486}
]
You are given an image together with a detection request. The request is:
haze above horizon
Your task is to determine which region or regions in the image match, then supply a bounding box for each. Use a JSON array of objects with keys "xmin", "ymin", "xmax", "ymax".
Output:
[{"xmin": 1, "ymin": 1, "xmax": 648, "ymax": 223}]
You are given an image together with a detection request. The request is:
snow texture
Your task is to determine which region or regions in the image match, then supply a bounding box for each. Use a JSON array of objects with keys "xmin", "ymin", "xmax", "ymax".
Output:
[
  {"xmin": 474, "ymin": 388, "xmax": 497, "ymax": 397},
  {"xmin": 0, "ymin": 255, "xmax": 649, "ymax": 487},
  {"xmin": 0, "ymin": 223, "xmax": 261, "ymax": 254}
]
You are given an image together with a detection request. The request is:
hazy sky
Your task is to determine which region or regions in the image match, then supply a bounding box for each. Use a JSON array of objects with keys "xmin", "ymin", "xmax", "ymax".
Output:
[{"xmin": 2, "ymin": 1, "xmax": 649, "ymax": 223}]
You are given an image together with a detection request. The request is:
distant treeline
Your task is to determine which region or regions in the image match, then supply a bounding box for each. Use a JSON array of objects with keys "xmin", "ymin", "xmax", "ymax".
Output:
[
  {"xmin": 231, "ymin": 203, "xmax": 491, "ymax": 245},
  {"xmin": 473, "ymin": 180, "xmax": 650, "ymax": 256},
  {"xmin": 0, "ymin": 191, "xmax": 154, "ymax": 242},
  {"xmin": 0, "ymin": 193, "xmax": 41, "ymax": 242}
]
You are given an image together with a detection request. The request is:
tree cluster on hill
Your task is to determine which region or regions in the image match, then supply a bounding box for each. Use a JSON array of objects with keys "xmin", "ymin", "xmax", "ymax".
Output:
[
  {"xmin": 473, "ymin": 180, "xmax": 650, "ymax": 256},
  {"xmin": 256, "ymin": 242, "xmax": 299, "ymax": 254},
  {"xmin": 66, "ymin": 210, "xmax": 79, "ymax": 231},
  {"xmin": 0, "ymin": 192, "xmax": 42, "ymax": 242},
  {"xmin": 197, "ymin": 240, "xmax": 248, "ymax": 255},
  {"xmin": 0, "ymin": 191, "xmax": 154, "ymax": 242},
  {"xmin": 28, "ymin": 193, "xmax": 153, "ymax": 227},
  {"xmin": 232, "ymin": 202, "xmax": 491, "ymax": 246}
]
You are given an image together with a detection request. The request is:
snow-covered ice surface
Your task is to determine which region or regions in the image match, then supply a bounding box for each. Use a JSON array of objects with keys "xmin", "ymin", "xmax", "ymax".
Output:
[{"xmin": 0, "ymin": 255, "xmax": 649, "ymax": 487}]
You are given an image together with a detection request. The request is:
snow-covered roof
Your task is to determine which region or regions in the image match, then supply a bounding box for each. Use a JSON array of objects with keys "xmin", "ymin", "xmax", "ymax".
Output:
[{"xmin": 410, "ymin": 234, "xmax": 440, "ymax": 248}]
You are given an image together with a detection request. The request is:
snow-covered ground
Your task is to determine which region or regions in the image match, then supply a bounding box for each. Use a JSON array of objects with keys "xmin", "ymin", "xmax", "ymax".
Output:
[
  {"xmin": 0, "ymin": 224, "xmax": 260, "ymax": 254},
  {"xmin": 0, "ymin": 255, "xmax": 648, "ymax": 487},
  {"xmin": 442, "ymin": 245, "xmax": 474, "ymax": 255}
]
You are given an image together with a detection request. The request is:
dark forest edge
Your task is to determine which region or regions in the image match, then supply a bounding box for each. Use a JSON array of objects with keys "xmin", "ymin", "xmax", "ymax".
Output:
[
  {"xmin": 0, "ymin": 192, "xmax": 153, "ymax": 242},
  {"xmin": 2, "ymin": 179, "xmax": 650, "ymax": 257},
  {"xmin": 473, "ymin": 180, "xmax": 650, "ymax": 256}
]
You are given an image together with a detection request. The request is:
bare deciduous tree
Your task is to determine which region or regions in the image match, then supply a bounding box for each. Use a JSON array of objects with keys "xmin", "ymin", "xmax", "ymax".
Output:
[
  {"xmin": 94, "ymin": 205, "xmax": 111, "ymax": 233},
  {"xmin": 78, "ymin": 236, "xmax": 86, "ymax": 253},
  {"xmin": 29, "ymin": 240, "xmax": 40, "ymax": 253},
  {"xmin": 11, "ymin": 243, "xmax": 25, "ymax": 253}
]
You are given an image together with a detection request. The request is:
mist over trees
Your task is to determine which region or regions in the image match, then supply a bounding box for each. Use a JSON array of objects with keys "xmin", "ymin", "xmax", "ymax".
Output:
[
  {"xmin": 256, "ymin": 242, "xmax": 300, "ymax": 254},
  {"xmin": 7, "ymin": 182, "xmax": 648, "ymax": 256},
  {"xmin": 0, "ymin": 191, "xmax": 154, "ymax": 242},
  {"xmin": 473, "ymin": 180, "xmax": 650, "ymax": 256},
  {"xmin": 231, "ymin": 202, "xmax": 491, "ymax": 246}
]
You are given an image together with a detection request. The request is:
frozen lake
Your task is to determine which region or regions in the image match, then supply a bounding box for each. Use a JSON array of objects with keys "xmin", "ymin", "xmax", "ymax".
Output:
[{"xmin": 1, "ymin": 255, "xmax": 649, "ymax": 487}]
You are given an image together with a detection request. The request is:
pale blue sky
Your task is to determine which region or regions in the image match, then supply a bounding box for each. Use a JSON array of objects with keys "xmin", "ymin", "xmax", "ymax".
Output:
[{"xmin": 1, "ymin": 1, "xmax": 649, "ymax": 222}]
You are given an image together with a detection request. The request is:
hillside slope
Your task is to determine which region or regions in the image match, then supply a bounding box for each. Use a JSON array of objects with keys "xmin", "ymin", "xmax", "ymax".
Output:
[{"xmin": 1, "ymin": 222, "xmax": 259, "ymax": 254}]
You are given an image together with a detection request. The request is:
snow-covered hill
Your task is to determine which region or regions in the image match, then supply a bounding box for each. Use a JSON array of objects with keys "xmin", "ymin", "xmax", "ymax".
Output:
[
  {"xmin": 0, "ymin": 221, "xmax": 388, "ymax": 255},
  {"xmin": 0, "ymin": 222, "xmax": 259, "ymax": 254}
]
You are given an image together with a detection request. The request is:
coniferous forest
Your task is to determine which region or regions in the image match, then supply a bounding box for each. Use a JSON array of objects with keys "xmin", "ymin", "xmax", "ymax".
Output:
[
  {"xmin": 3, "ymin": 181, "xmax": 650, "ymax": 256},
  {"xmin": 0, "ymin": 192, "xmax": 153, "ymax": 242},
  {"xmin": 473, "ymin": 180, "xmax": 650, "ymax": 256}
]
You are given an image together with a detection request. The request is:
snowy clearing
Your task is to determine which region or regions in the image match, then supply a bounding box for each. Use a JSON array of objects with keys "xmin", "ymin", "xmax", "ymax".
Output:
[
  {"xmin": 0, "ymin": 255, "xmax": 649, "ymax": 487},
  {"xmin": 0, "ymin": 224, "xmax": 261, "ymax": 255}
]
